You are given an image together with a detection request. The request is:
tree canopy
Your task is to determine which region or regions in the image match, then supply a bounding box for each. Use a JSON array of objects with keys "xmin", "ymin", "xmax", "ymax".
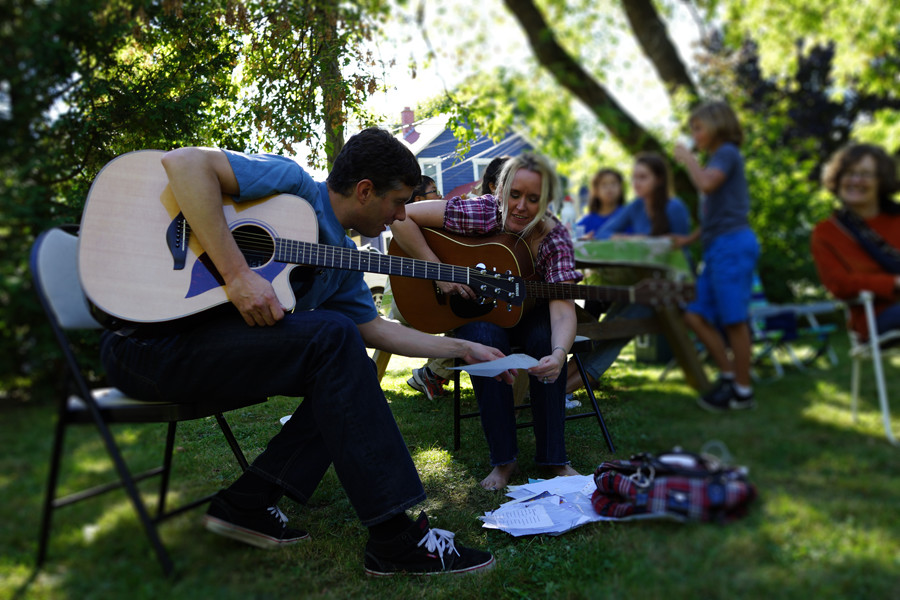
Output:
[{"xmin": 3, "ymin": 0, "xmax": 899, "ymax": 399}]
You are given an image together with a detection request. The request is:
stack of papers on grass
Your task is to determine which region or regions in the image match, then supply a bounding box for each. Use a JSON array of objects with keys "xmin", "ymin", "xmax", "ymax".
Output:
[
  {"xmin": 480, "ymin": 475, "xmax": 609, "ymax": 536},
  {"xmin": 481, "ymin": 475, "xmax": 690, "ymax": 536}
]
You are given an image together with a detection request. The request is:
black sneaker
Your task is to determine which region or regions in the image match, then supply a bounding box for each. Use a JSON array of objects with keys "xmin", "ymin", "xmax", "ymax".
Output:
[
  {"xmin": 729, "ymin": 389, "xmax": 756, "ymax": 410},
  {"xmin": 696, "ymin": 378, "xmax": 735, "ymax": 412},
  {"xmin": 203, "ymin": 492, "xmax": 309, "ymax": 549},
  {"xmin": 364, "ymin": 512, "xmax": 495, "ymax": 576}
]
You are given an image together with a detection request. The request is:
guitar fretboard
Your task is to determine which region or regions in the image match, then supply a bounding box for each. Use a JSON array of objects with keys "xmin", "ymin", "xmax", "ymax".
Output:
[
  {"xmin": 274, "ymin": 238, "xmax": 523, "ymax": 302},
  {"xmin": 525, "ymin": 281, "xmax": 634, "ymax": 303}
]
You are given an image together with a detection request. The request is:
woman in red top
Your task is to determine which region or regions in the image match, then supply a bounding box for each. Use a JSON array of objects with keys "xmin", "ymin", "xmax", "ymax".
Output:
[{"xmin": 811, "ymin": 143, "xmax": 900, "ymax": 340}]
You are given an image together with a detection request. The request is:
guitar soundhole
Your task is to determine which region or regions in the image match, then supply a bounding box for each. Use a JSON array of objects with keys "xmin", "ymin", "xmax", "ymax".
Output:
[{"xmin": 233, "ymin": 224, "xmax": 274, "ymax": 268}]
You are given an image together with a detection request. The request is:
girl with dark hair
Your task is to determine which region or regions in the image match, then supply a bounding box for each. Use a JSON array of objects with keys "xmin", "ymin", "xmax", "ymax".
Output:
[
  {"xmin": 593, "ymin": 153, "xmax": 691, "ymax": 239},
  {"xmin": 576, "ymin": 168, "xmax": 627, "ymax": 239},
  {"xmin": 563, "ymin": 153, "xmax": 691, "ymax": 396}
]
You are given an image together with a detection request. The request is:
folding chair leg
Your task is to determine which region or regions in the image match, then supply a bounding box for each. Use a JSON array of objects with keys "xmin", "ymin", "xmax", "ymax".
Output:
[
  {"xmin": 453, "ymin": 370, "xmax": 462, "ymax": 452},
  {"xmin": 156, "ymin": 422, "xmax": 178, "ymax": 519},
  {"xmin": 87, "ymin": 406, "xmax": 175, "ymax": 575},
  {"xmin": 869, "ymin": 341, "xmax": 898, "ymax": 446},
  {"xmin": 215, "ymin": 413, "xmax": 251, "ymax": 471},
  {"xmin": 851, "ymin": 358, "xmax": 861, "ymax": 422},
  {"xmin": 36, "ymin": 405, "xmax": 70, "ymax": 568},
  {"xmin": 573, "ymin": 354, "xmax": 615, "ymax": 453}
]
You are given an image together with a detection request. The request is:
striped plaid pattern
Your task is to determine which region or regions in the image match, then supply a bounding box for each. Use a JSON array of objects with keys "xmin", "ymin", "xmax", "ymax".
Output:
[
  {"xmin": 443, "ymin": 194, "xmax": 582, "ymax": 284},
  {"xmin": 591, "ymin": 457, "xmax": 756, "ymax": 522}
]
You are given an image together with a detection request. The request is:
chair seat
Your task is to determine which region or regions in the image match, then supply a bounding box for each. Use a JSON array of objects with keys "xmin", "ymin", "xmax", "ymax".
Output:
[
  {"xmin": 67, "ymin": 388, "xmax": 267, "ymax": 424},
  {"xmin": 849, "ymin": 330, "xmax": 900, "ymax": 359}
]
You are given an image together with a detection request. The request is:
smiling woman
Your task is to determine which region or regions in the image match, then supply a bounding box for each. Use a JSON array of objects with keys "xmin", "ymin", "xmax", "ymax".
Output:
[
  {"xmin": 811, "ymin": 143, "xmax": 900, "ymax": 340},
  {"xmin": 390, "ymin": 152, "xmax": 583, "ymax": 491}
]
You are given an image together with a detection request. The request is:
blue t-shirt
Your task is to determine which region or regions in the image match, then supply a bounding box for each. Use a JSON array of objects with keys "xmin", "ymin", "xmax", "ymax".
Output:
[
  {"xmin": 701, "ymin": 142, "xmax": 751, "ymax": 247},
  {"xmin": 593, "ymin": 197, "xmax": 692, "ymax": 239},
  {"xmin": 224, "ymin": 150, "xmax": 378, "ymax": 324},
  {"xmin": 576, "ymin": 208, "xmax": 628, "ymax": 238}
]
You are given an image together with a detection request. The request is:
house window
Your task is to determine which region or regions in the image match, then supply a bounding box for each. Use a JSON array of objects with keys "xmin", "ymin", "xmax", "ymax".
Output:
[
  {"xmin": 472, "ymin": 158, "xmax": 494, "ymax": 183},
  {"xmin": 418, "ymin": 158, "xmax": 443, "ymax": 193}
]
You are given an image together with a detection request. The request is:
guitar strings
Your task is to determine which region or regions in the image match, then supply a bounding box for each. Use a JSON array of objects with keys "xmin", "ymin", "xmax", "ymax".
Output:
[{"xmin": 184, "ymin": 224, "xmax": 684, "ymax": 305}]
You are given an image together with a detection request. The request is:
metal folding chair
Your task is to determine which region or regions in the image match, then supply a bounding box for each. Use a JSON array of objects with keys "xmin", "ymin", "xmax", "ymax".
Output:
[
  {"xmin": 30, "ymin": 226, "xmax": 268, "ymax": 575},
  {"xmin": 844, "ymin": 291, "xmax": 900, "ymax": 445}
]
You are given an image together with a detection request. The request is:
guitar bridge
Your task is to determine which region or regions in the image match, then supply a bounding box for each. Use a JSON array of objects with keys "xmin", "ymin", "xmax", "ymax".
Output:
[{"xmin": 166, "ymin": 213, "xmax": 189, "ymax": 270}]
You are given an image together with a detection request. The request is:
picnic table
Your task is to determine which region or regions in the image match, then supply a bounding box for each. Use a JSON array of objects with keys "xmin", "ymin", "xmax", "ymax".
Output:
[{"xmin": 573, "ymin": 237, "xmax": 708, "ymax": 391}]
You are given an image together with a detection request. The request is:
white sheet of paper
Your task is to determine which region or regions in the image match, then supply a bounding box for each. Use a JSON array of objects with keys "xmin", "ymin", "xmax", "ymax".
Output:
[
  {"xmin": 489, "ymin": 504, "xmax": 555, "ymax": 529},
  {"xmin": 449, "ymin": 353, "xmax": 538, "ymax": 377}
]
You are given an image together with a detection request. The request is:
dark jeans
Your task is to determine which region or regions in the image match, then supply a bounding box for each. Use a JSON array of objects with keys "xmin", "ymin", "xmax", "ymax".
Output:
[
  {"xmin": 100, "ymin": 309, "xmax": 425, "ymax": 526},
  {"xmin": 876, "ymin": 301, "xmax": 900, "ymax": 334},
  {"xmin": 455, "ymin": 305, "xmax": 568, "ymax": 467},
  {"xmin": 579, "ymin": 302, "xmax": 655, "ymax": 380}
]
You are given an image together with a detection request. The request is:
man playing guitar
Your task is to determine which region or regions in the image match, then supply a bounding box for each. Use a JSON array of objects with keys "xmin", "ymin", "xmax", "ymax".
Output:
[{"xmin": 98, "ymin": 128, "xmax": 509, "ymax": 576}]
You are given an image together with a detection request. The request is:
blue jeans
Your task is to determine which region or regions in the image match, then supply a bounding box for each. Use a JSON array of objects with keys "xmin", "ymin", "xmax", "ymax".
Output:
[
  {"xmin": 100, "ymin": 309, "xmax": 425, "ymax": 526},
  {"xmin": 579, "ymin": 302, "xmax": 655, "ymax": 380},
  {"xmin": 455, "ymin": 305, "xmax": 568, "ymax": 466}
]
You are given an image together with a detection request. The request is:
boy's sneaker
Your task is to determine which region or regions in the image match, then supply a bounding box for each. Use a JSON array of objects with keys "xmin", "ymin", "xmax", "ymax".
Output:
[
  {"xmin": 696, "ymin": 378, "xmax": 735, "ymax": 412},
  {"xmin": 407, "ymin": 366, "xmax": 448, "ymax": 401},
  {"xmin": 729, "ymin": 389, "xmax": 756, "ymax": 411},
  {"xmin": 364, "ymin": 512, "xmax": 495, "ymax": 576},
  {"xmin": 697, "ymin": 378, "xmax": 756, "ymax": 412},
  {"xmin": 565, "ymin": 393, "xmax": 582, "ymax": 410},
  {"xmin": 203, "ymin": 492, "xmax": 309, "ymax": 549}
]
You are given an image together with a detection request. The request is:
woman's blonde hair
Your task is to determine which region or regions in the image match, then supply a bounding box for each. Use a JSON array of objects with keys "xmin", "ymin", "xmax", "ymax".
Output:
[{"xmin": 495, "ymin": 153, "xmax": 561, "ymax": 237}]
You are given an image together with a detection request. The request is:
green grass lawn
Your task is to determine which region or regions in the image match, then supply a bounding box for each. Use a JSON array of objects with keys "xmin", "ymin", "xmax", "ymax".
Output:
[{"xmin": 2, "ymin": 336, "xmax": 899, "ymax": 599}]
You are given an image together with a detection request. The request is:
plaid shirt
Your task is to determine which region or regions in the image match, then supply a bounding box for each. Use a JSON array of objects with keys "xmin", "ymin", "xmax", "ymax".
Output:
[{"xmin": 443, "ymin": 194, "xmax": 582, "ymax": 284}]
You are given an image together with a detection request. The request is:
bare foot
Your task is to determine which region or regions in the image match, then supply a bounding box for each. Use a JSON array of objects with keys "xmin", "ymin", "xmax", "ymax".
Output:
[
  {"xmin": 545, "ymin": 464, "xmax": 580, "ymax": 478},
  {"xmin": 480, "ymin": 462, "xmax": 518, "ymax": 491}
]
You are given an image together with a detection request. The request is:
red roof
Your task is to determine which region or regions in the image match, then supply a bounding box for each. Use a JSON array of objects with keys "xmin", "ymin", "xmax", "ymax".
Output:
[{"xmin": 444, "ymin": 180, "xmax": 479, "ymax": 200}]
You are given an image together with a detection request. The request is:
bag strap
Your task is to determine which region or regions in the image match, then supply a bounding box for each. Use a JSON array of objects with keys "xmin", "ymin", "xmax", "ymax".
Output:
[{"xmin": 831, "ymin": 209, "xmax": 900, "ymax": 274}]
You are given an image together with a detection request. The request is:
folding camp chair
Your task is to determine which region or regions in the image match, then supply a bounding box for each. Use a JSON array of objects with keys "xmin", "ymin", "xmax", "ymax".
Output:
[
  {"xmin": 30, "ymin": 226, "xmax": 268, "ymax": 576},
  {"xmin": 843, "ymin": 291, "xmax": 900, "ymax": 445},
  {"xmin": 748, "ymin": 273, "xmax": 840, "ymax": 379}
]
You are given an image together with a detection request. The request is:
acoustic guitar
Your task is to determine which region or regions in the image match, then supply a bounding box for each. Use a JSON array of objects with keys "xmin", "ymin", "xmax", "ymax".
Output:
[
  {"xmin": 387, "ymin": 228, "xmax": 693, "ymax": 334},
  {"xmin": 78, "ymin": 150, "xmax": 524, "ymax": 325}
]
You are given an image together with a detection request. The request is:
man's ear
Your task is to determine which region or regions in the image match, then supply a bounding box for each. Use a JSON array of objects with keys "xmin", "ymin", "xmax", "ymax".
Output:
[{"xmin": 355, "ymin": 179, "xmax": 375, "ymax": 204}]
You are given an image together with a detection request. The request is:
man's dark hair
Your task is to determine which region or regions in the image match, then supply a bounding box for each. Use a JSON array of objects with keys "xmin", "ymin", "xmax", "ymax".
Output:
[{"xmin": 327, "ymin": 127, "xmax": 421, "ymax": 196}]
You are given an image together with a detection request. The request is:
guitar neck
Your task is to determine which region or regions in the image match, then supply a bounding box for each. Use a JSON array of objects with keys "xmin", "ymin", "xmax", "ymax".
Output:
[
  {"xmin": 274, "ymin": 237, "xmax": 524, "ymax": 304},
  {"xmin": 524, "ymin": 281, "xmax": 634, "ymax": 303}
]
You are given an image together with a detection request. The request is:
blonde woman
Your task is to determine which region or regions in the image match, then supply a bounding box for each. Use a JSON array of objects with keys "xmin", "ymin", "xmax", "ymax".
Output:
[{"xmin": 391, "ymin": 153, "xmax": 581, "ymax": 490}]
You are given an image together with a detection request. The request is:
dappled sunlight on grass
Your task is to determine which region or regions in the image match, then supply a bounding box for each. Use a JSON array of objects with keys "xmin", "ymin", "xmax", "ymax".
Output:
[
  {"xmin": 5, "ymin": 336, "xmax": 899, "ymax": 598},
  {"xmin": 761, "ymin": 492, "xmax": 900, "ymax": 579}
]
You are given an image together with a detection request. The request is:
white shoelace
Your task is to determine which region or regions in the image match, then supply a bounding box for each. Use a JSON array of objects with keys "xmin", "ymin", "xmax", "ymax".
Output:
[
  {"xmin": 268, "ymin": 505, "xmax": 288, "ymax": 526},
  {"xmin": 417, "ymin": 528, "xmax": 460, "ymax": 569}
]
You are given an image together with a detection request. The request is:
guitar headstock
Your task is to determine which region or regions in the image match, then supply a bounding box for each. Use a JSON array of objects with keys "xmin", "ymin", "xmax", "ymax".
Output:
[
  {"xmin": 632, "ymin": 277, "xmax": 695, "ymax": 306},
  {"xmin": 467, "ymin": 267, "xmax": 526, "ymax": 306}
]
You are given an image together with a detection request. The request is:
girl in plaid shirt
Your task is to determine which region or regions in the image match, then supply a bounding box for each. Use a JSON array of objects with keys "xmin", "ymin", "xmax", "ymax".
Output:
[{"xmin": 392, "ymin": 153, "xmax": 582, "ymax": 490}]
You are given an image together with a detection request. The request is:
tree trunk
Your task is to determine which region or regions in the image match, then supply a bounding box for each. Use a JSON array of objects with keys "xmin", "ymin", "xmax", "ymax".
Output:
[{"xmin": 503, "ymin": 0, "xmax": 699, "ymax": 212}]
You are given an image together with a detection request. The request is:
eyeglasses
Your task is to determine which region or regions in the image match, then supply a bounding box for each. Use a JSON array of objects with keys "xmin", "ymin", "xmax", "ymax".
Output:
[
  {"xmin": 425, "ymin": 189, "xmax": 442, "ymax": 198},
  {"xmin": 844, "ymin": 170, "xmax": 878, "ymax": 181}
]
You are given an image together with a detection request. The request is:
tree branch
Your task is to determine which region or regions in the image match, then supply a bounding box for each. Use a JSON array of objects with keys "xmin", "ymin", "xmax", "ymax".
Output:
[{"xmin": 622, "ymin": 0, "xmax": 699, "ymax": 99}]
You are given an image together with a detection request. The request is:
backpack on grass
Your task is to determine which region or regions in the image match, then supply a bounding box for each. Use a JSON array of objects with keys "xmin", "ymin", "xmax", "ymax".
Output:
[{"xmin": 591, "ymin": 447, "xmax": 756, "ymax": 523}]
